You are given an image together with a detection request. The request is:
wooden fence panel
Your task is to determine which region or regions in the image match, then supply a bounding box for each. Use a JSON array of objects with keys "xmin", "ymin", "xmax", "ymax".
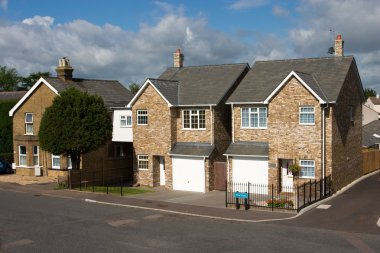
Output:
[{"xmin": 362, "ymin": 150, "xmax": 380, "ymax": 174}]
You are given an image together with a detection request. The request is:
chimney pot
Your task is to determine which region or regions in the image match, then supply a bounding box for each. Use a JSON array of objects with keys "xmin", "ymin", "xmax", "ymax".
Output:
[
  {"xmin": 173, "ymin": 48, "xmax": 184, "ymax": 68},
  {"xmin": 334, "ymin": 34, "xmax": 344, "ymax": 57},
  {"xmin": 56, "ymin": 57, "xmax": 74, "ymax": 81}
]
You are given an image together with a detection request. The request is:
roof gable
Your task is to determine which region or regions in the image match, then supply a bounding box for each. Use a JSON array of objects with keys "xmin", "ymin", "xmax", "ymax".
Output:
[
  {"xmin": 264, "ymin": 70, "xmax": 326, "ymax": 104},
  {"xmin": 9, "ymin": 77, "xmax": 58, "ymax": 116}
]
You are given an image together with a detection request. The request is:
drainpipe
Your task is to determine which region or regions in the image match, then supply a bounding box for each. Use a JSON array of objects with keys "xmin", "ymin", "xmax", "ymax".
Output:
[
  {"xmin": 322, "ymin": 104, "xmax": 328, "ymax": 195},
  {"xmin": 226, "ymin": 155, "xmax": 230, "ymax": 182},
  {"xmin": 231, "ymin": 104, "xmax": 235, "ymax": 143},
  {"xmin": 210, "ymin": 105, "xmax": 214, "ymax": 145}
]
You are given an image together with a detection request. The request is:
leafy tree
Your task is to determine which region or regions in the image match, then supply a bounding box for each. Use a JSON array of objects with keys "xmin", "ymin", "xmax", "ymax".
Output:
[
  {"xmin": 0, "ymin": 65, "xmax": 20, "ymax": 91},
  {"xmin": 364, "ymin": 88, "xmax": 377, "ymax": 100},
  {"xmin": 39, "ymin": 87, "xmax": 112, "ymax": 170},
  {"xmin": 20, "ymin": 71, "xmax": 51, "ymax": 90},
  {"xmin": 128, "ymin": 82, "xmax": 140, "ymax": 95}
]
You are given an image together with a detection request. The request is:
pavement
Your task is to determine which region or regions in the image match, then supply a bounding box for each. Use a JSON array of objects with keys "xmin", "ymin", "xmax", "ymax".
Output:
[{"xmin": 0, "ymin": 170, "xmax": 379, "ymax": 223}]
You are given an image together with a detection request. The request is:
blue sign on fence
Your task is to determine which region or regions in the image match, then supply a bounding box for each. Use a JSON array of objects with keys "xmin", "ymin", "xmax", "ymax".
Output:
[{"xmin": 233, "ymin": 191, "xmax": 248, "ymax": 199}]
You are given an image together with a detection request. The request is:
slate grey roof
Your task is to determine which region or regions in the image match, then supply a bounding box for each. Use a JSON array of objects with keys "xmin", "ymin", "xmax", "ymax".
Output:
[
  {"xmin": 227, "ymin": 56, "xmax": 356, "ymax": 103},
  {"xmin": 368, "ymin": 97, "xmax": 380, "ymax": 105},
  {"xmin": 158, "ymin": 63, "xmax": 249, "ymax": 105},
  {"xmin": 44, "ymin": 77, "xmax": 133, "ymax": 108},
  {"xmin": 0, "ymin": 91, "xmax": 27, "ymax": 101},
  {"xmin": 170, "ymin": 142, "xmax": 215, "ymax": 157},
  {"xmin": 148, "ymin": 79, "xmax": 179, "ymax": 105},
  {"xmin": 224, "ymin": 142, "xmax": 269, "ymax": 157},
  {"xmin": 362, "ymin": 120, "xmax": 380, "ymax": 147}
]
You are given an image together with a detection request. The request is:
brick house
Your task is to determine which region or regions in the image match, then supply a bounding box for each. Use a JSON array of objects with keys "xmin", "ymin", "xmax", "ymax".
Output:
[
  {"xmin": 9, "ymin": 58, "xmax": 133, "ymax": 178},
  {"xmin": 225, "ymin": 35, "xmax": 364, "ymax": 192},
  {"xmin": 128, "ymin": 49, "xmax": 249, "ymax": 192}
]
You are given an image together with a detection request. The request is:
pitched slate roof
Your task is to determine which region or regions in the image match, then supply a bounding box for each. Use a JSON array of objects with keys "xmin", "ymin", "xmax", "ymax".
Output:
[
  {"xmin": 224, "ymin": 142, "xmax": 269, "ymax": 157},
  {"xmin": 0, "ymin": 91, "xmax": 27, "ymax": 101},
  {"xmin": 368, "ymin": 97, "xmax": 380, "ymax": 105},
  {"xmin": 148, "ymin": 79, "xmax": 179, "ymax": 105},
  {"xmin": 44, "ymin": 77, "xmax": 133, "ymax": 108},
  {"xmin": 362, "ymin": 120, "xmax": 380, "ymax": 147},
  {"xmin": 170, "ymin": 142, "xmax": 215, "ymax": 157},
  {"xmin": 158, "ymin": 63, "xmax": 249, "ymax": 105},
  {"xmin": 227, "ymin": 56, "xmax": 356, "ymax": 104}
]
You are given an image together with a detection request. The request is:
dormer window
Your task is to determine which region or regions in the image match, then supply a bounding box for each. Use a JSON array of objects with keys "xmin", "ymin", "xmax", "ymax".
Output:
[{"xmin": 25, "ymin": 113, "xmax": 33, "ymax": 135}]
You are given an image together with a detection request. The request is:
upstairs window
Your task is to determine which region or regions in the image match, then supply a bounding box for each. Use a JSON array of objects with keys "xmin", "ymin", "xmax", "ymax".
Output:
[
  {"xmin": 299, "ymin": 107, "xmax": 315, "ymax": 125},
  {"xmin": 241, "ymin": 107, "xmax": 267, "ymax": 128},
  {"xmin": 120, "ymin": 115, "xmax": 132, "ymax": 127},
  {"xmin": 137, "ymin": 110, "xmax": 148, "ymax": 125},
  {"xmin": 183, "ymin": 109, "xmax": 206, "ymax": 129},
  {"xmin": 25, "ymin": 113, "xmax": 33, "ymax": 135},
  {"xmin": 349, "ymin": 106, "xmax": 354, "ymax": 122}
]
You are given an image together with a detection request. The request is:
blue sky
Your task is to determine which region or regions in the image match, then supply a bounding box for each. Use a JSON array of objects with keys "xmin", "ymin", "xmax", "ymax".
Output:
[{"xmin": 1, "ymin": 0, "xmax": 379, "ymax": 91}]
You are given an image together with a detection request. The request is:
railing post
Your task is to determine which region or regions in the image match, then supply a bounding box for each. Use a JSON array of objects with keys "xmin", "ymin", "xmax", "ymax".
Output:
[
  {"xmin": 314, "ymin": 180, "xmax": 317, "ymax": 202},
  {"xmin": 309, "ymin": 180, "xmax": 312, "ymax": 203},
  {"xmin": 225, "ymin": 181, "xmax": 228, "ymax": 208},
  {"xmin": 271, "ymin": 184, "xmax": 274, "ymax": 211},
  {"xmin": 303, "ymin": 182, "xmax": 306, "ymax": 206},
  {"xmin": 120, "ymin": 177, "xmax": 123, "ymax": 196},
  {"xmin": 79, "ymin": 170, "xmax": 82, "ymax": 191},
  {"xmin": 68, "ymin": 170, "xmax": 71, "ymax": 189},
  {"xmin": 296, "ymin": 185, "xmax": 300, "ymax": 212}
]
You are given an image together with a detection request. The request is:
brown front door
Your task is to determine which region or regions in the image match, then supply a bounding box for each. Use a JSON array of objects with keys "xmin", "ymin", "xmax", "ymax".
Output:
[{"xmin": 214, "ymin": 162, "xmax": 227, "ymax": 191}]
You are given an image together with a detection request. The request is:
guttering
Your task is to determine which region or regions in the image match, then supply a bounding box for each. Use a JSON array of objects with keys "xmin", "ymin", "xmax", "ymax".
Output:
[
  {"xmin": 322, "ymin": 103, "xmax": 328, "ymax": 195},
  {"xmin": 169, "ymin": 154, "xmax": 208, "ymax": 158},
  {"xmin": 223, "ymin": 154, "xmax": 268, "ymax": 158},
  {"xmin": 231, "ymin": 104, "xmax": 235, "ymax": 143},
  {"xmin": 210, "ymin": 105, "xmax": 214, "ymax": 145}
]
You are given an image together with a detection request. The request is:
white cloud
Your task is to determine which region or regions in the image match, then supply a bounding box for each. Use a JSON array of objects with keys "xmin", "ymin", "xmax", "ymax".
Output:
[
  {"xmin": 0, "ymin": 14, "xmax": 248, "ymax": 86},
  {"xmin": 227, "ymin": 0, "xmax": 269, "ymax": 10},
  {"xmin": 272, "ymin": 5, "xmax": 289, "ymax": 17},
  {"xmin": 22, "ymin": 16, "xmax": 54, "ymax": 26},
  {"xmin": 0, "ymin": 0, "xmax": 7, "ymax": 10}
]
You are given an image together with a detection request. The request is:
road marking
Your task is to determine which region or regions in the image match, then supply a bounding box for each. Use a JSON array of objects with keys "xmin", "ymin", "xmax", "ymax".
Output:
[
  {"xmin": 143, "ymin": 214, "xmax": 164, "ymax": 220},
  {"xmin": 377, "ymin": 218, "xmax": 380, "ymax": 227},
  {"xmin": 2, "ymin": 239, "xmax": 33, "ymax": 250},
  {"xmin": 316, "ymin": 204, "xmax": 331, "ymax": 209},
  {"xmin": 107, "ymin": 219, "xmax": 139, "ymax": 227},
  {"xmin": 84, "ymin": 198, "xmax": 298, "ymax": 223},
  {"xmin": 340, "ymin": 232, "xmax": 376, "ymax": 253}
]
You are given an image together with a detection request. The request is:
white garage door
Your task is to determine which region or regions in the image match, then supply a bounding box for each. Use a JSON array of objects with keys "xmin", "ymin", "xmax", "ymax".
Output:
[
  {"xmin": 172, "ymin": 157, "xmax": 205, "ymax": 192},
  {"xmin": 232, "ymin": 157, "xmax": 268, "ymax": 194}
]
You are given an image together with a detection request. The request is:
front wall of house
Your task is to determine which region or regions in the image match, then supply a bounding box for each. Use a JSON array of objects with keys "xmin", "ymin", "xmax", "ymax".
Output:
[
  {"xmin": 132, "ymin": 84, "xmax": 173, "ymax": 187},
  {"xmin": 175, "ymin": 107, "xmax": 211, "ymax": 143},
  {"xmin": 331, "ymin": 64, "xmax": 363, "ymax": 191},
  {"xmin": 233, "ymin": 77, "xmax": 324, "ymax": 185}
]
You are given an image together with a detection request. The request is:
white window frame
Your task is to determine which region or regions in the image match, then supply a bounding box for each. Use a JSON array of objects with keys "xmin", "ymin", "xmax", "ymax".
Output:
[
  {"xmin": 120, "ymin": 115, "xmax": 132, "ymax": 128},
  {"xmin": 137, "ymin": 155, "xmax": 149, "ymax": 170},
  {"xmin": 52, "ymin": 154, "xmax": 60, "ymax": 169},
  {"xmin": 299, "ymin": 160, "xmax": 315, "ymax": 178},
  {"xmin": 137, "ymin": 110, "xmax": 148, "ymax": 125},
  {"xmin": 33, "ymin": 146, "xmax": 39, "ymax": 166},
  {"xmin": 25, "ymin": 113, "xmax": 33, "ymax": 135},
  {"xmin": 19, "ymin": 146, "xmax": 27, "ymax": 167},
  {"xmin": 67, "ymin": 155, "xmax": 72, "ymax": 170},
  {"xmin": 241, "ymin": 107, "xmax": 267, "ymax": 129},
  {"xmin": 182, "ymin": 109, "xmax": 206, "ymax": 130},
  {"xmin": 299, "ymin": 107, "xmax": 315, "ymax": 125}
]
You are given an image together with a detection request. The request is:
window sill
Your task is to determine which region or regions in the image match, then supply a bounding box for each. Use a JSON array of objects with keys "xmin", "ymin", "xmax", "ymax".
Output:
[
  {"xmin": 299, "ymin": 123, "xmax": 315, "ymax": 126},
  {"xmin": 120, "ymin": 126, "xmax": 132, "ymax": 128},
  {"xmin": 138, "ymin": 168, "xmax": 149, "ymax": 171},
  {"xmin": 298, "ymin": 176, "xmax": 315, "ymax": 179},
  {"xmin": 24, "ymin": 133, "xmax": 34, "ymax": 136},
  {"xmin": 241, "ymin": 127, "xmax": 267, "ymax": 130},
  {"xmin": 182, "ymin": 128, "xmax": 206, "ymax": 131}
]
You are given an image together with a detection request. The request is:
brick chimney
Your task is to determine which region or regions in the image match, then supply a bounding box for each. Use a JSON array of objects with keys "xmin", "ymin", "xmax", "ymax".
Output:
[
  {"xmin": 334, "ymin": 34, "xmax": 344, "ymax": 56},
  {"xmin": 173, "ymin": 48, "xmax": 184, "ymax": 68},
  {"xmin": 56, "ymin": 57, "xmax": 74, "ymax": 81}
]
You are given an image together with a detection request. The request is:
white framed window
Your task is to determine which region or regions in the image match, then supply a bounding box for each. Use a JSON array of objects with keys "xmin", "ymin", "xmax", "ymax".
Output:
[
  {"xmin": 299, "ymin": 107, "xmax": 315, "ymax": 125},
  {"xmin": 241, "ymin": 107, "xmax": 267, "ymax": 128},
  {"xmin": 52, "ymin": 154, "xmax": 60, "ymax": 169},
  {"xmin": 299, "ymin": 160, "xmax": 315, "ymax": 178},
  {"xmin": 138, "ymin": 155, "xmax": 149, "ymax": 170},
  {"xmin": 349, "ymin": 106, "xmax": 354, "ymax": 122},
  {"xmin": 19, "ymin": 146, "xmax": 27, "ymax": 166},
  {"xmin": 25, "ymin": 113, "xmax": 33, "ymax": 135},
  {"xmin": 120, "ymin": 115, "xmax": 132, "ymax": 127},
  {"xmin": 137, "ymin": 110, "xmax": 148, "ymax": 125},
  {"xmin": 33, "ymin": 146, "xmax": 39, "ymax": 166},
  {"xmin": 183, "ymin": 109, "xmax": 206, "ymax": 129}
]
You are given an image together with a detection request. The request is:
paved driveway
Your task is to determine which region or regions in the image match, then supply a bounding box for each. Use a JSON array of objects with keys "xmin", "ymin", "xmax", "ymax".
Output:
[{"xmin": 277, "ymin": 172, "xmax": 380, "ymax": 235}]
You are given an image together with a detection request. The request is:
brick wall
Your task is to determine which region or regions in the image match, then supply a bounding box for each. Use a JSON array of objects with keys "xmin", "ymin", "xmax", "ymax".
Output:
[
  {"xmin": 233, "ymin": 77, "xmax": 324, "ymax": 185},
  {"xmin": 331, "ymin": 63, "xmax": 363, "ymax": 191}
]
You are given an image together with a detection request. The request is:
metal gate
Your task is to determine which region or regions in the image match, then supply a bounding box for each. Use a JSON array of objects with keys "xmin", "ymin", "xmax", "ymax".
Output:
[{"xmin": 214, "ymin": 162, "xmax": 227, "ymax": 191}]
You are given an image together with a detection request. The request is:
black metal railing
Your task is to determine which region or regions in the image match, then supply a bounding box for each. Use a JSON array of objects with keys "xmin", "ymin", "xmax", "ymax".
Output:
[{"xmin": 226, "ymin": 176, "xmax": 332, "ymax": 212}]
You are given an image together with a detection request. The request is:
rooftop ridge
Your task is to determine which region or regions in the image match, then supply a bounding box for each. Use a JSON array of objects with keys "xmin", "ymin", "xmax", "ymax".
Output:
[
  {"xmin": 167, "ymin": 62, "xmax": 248, "ymax": 69},
  {"xmin": 45, "ymin": 76, "xmax": 121, "ymax": 83},
  {"xmin": 254, "ymin": 55, "xmax": 354, "ymax": 63}
]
